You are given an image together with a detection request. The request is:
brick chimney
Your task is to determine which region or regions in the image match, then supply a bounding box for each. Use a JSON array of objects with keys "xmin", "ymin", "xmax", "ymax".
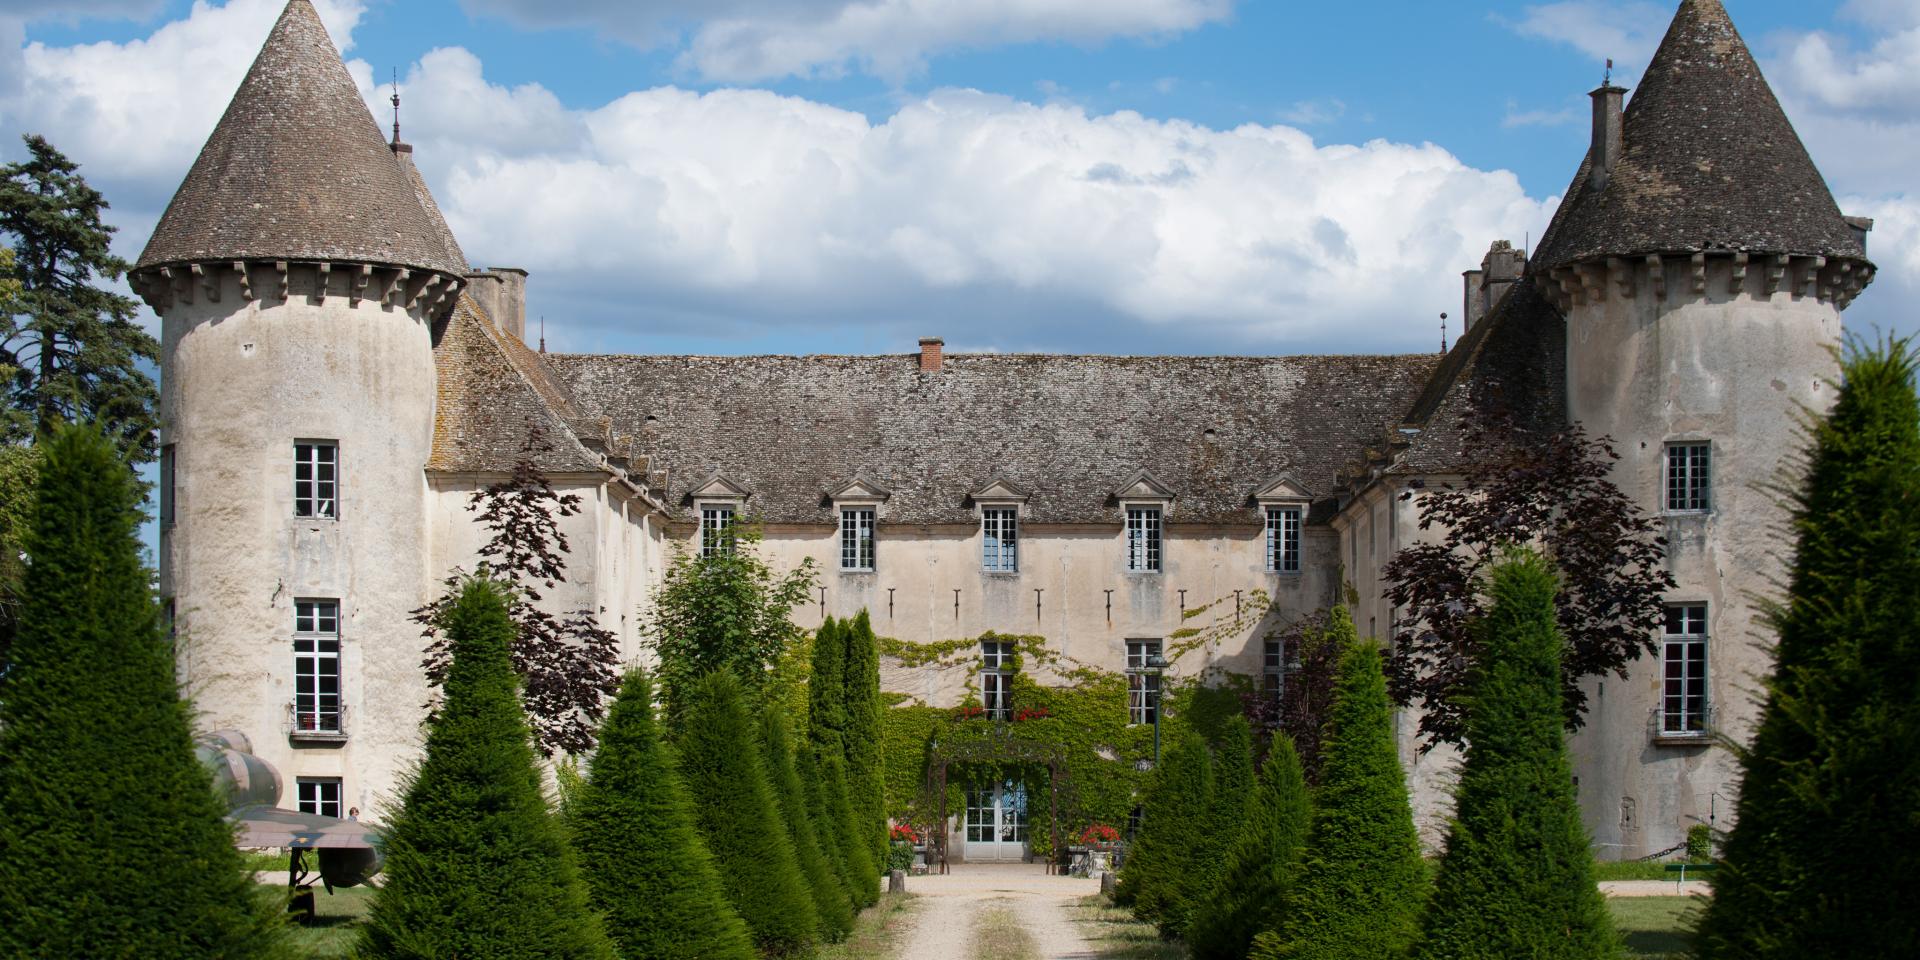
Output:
[
  {"xmin": 919, "ymin": 337, "xmax": 944, "ymax": 374},
  {"xmin": 1588, "ymin": 83, "xmax": 1627, "ymax": 193}
]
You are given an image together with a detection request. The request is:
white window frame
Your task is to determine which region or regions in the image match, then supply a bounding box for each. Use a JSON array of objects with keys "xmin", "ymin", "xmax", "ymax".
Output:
[
  {"xmin": 981, "ymin": 640, "xmax": 1014, "ymax": 719},
  {"xmin": 1262, "ymin": 637, "xmax": 1284, "ymax": 700},
  {"xmin": 982, "ymin": 506, "xmax": 1019, "ymax": 573},
  {"xmin": 293, "ymin": 599, "xmax": 342, "ymax": 736},
  {"xmin": 296, "ymin": 778, "xmax": 343, "ymax": 819},
  {"xmin": 1665, "ymin": 442, "xmax": 1711, "ymax": 514},
  {"xmin": 294, "ymin": 441, "xmax": 338, "ymax": 520},
  {"xmin": 698, "ymin": 503, "xmax": 736, "ymax": 557},
  {"xmin": 1125, "ymin": 506, "xmax": 1162, "ymax": 573},
  {"xmin": 1126, "ymin": 640, "xmax": 1161, "ymax": 725},
  {"xmin": 1265, "ymin": 505, "xmax": 1302, "ymax": 574},
  {"xmin": 840, "ymin": 506, "xmax": 876, "ymax": 572},
  {"xmin": 1661, "ymin": 603, "xmax": 1709, "ymax": 736}
]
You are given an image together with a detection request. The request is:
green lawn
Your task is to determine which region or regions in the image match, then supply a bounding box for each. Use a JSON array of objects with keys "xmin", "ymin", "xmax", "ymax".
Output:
[
  {"xmin": 1594, "ymin": 859, "xmax": 1695, "ymax": 882},
  {"xmin": 1611, "ymin": 896, "xmax": 1700, "ymax": 959},
  {"xmin": 816, "ymin": 893, "xmax": 920, "ymax": 960},
  {"xmin": 279, "ymin": 885, "xmax": 373, "ymax": 958},
  {"xmin": 1069, "ymin": 897, "xmax": 1184, "ymax": 960}
]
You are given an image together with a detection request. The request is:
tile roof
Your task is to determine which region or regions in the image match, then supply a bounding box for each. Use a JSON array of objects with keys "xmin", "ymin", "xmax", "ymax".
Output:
[
  {"xmin": 136, "ymin": 1, "xmax": 465, "ymax": 276},
  {"xmin": 543, "ymin": 352, "xmax": 1439, "ymax": 525},
  {"xmin": 1535, "ymin": 0, "xmax": 1865, "ymax": 271},
  {"xmin": 428, "ymin": 301, "xmax": 606, "ymax": 475}
]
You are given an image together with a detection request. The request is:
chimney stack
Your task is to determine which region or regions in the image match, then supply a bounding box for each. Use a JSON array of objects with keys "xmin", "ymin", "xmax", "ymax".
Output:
[
  {"xmin": 1589, "ymin": 83, "xmax": 1627, "ymax": 193},
  {"xmin": 465, "ymin": 267, "xmax": 529, "ymax": 341},
  {"xmin": 1461, "ymin": 240, "xmax": 1525, "ymax": 332},
  {"xmin": 919, "ymin": 337, "xmax": 944, "ymax": 373}
]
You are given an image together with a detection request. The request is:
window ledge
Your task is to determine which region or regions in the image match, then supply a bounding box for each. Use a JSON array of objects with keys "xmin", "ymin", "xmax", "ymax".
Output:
[
  {"xmin": 1651, "ymin": 731, "xmax": 1714, "ymax": 747},
  {"xmin": 289, "ymin": 730, "xmax": 349, "ymax": 744},
  {"xmin": 981, "ymin": 570, "xmax": 1021, "ymax": 579}
]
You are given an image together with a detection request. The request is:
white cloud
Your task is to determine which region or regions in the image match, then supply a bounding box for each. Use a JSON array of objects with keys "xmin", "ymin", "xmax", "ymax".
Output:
[
  {"xmin": 1503, "ymin": 2, "xmax": 1667, "ymax": 76},
  {"xmin": 459, "ymin": 0, "xmax": 1235, "ymax": 82},
  {"xmin": 1278, "ymin": 98, "xmax": 1345, "ymax": 127},
  {"xmin": 10, "ymin": 0, "xmax": 1560, "ymax": 354},
  {"xmin": 1502, "ymin": 99, "xmax": 1578, "ymax": 128}
]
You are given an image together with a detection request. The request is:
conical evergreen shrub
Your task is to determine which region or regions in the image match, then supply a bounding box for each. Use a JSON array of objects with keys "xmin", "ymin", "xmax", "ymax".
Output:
[
  {"xmin": 679, "ymin": 670, "xmax": 819, "ymax": 955},
  {"xmin": 807, "ymin": 742, "xmax": 880, "ymax": 908},
  {"xmin": 1186, "ymin": 735, "xmax": 1313, "ymax": 960},
  {"xmin": 1115, "ymin": 725, "xmax": 1214, "ymax": 936},
  {"xmin": 762, "ymin": 707, "xmax": 855, "ymax": 940},
  {"xmin": 0, "ymin": 425, "xmax": 288, "ymax": 959},
  {"xmin": 1696, "ymin": 341, "xmax": 1920, "ymax": 959},
  {"xmin": 1413, "ymin": 550, "xmax": 1616, "ymax": 959},
  {"xmin": 1202, "ymin": 716, "xmax": 1256, "ymax": 882},
  {"xmin": 1256, "ymin": 643, "xmax": 1428, "ymax": 960},
  {"xmin": 570, "ymin": 671, "xmax": 755, "ymax": 960},
  {"xmin": 841, "ymin": 611, "xmax": 888, "ymax": 866},
  {"xmin": 361, "ymin": 578, "xmax": 613, "ymax": 959}
]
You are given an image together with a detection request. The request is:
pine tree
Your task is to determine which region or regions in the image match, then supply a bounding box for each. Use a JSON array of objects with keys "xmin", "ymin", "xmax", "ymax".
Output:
[
  {"xmin": 0, "ymin": 425, "xmax": 287, "ymax": 958},
  {"xmin": 1256, "ymin": 643, "xmax": 1428, "ymax": 960},
  {"xmin": 1187, "ymin": 736, "xmax": 1313, "ymax": 960},
  {"xmin": 1, "ymin": 136, "xmax": 158, "ymax": 461},
  {"xmin": 1696, "ymin": 341, "xmax": 1920, "ymax": 959},
  {"xmin": 1413, "ymin": 550, "xmax": 1617, "ymax": 959},
  {"xmin": 762, "ymin": 707, "xmax": 855, "ymax": 940},
  {"xmin": 569, "ymin": 671, "xmax": 756, "ymax": 960},
  {"xmin": 1115, "ymin": 725, "xmax": 1215, "ymax": 936},
  {"xmin": 678, "ymin": 670, "xmax": 820, "ymax": 955},
  {"xmin": 360, "ymin": 578, "xmax": 614, "ymax": 960},
  {"xmin": 1202, "ymin": 716, "xmax": 1256, "ymax": 883},
  {"xmin": 842, "ymin": 611, "xmax": 888, "ymax": 866}
]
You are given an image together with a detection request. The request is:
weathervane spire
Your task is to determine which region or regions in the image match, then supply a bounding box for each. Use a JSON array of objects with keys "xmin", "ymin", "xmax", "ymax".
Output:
[
  {"xmin": 389, "ymin": 68, "xmax": 401, "ymax": 145},
  {"xmin": 1604, "ymin": 57, "xmax": 1613, "ymax": 86}
]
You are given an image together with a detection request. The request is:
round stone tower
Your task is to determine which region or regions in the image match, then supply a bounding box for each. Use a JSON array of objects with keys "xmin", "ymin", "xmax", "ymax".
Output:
[
  {"xmin": 1533, "ymin": 0, "xmax": 1874, "ymax": 859},
  {"xmin": 131, "ymin": 1, "xmax": 467, "ymax": 817}
]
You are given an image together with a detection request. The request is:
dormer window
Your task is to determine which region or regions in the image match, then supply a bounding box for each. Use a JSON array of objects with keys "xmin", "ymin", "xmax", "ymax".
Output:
[
  {"xmin": 828, "ymin": 473, "xmax": 889, "ymax": 574},
  {"xmin": 1113, "ymin": 470, "xmax": 1175, "ymax": 575},
  {"xmin": 971, "ymin": 478, "xmax": 1030, "ymax": 575},
  {"xmin": 1254, "ymin": 474, "xmax": 1312, "ymax": 576},
  {"xmin": 699, "ymin": 505, "xmax": 735, "ymax": 557}
]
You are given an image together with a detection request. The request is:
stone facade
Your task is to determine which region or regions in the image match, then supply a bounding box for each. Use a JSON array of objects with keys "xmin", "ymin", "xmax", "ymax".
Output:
[{"xmin": 136, "ymin": 0, "xmax": 1874, "ymax": 857}]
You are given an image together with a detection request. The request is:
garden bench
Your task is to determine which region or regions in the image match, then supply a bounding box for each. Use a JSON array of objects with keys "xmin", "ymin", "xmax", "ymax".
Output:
[{"xmin": 1665, "ymin": 862, "xmax": 1717, "ymax": 887}]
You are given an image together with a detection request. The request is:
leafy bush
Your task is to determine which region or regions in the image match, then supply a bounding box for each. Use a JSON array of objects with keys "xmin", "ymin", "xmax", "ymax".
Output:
[
  {"xmin": 1186, "ymin": 736, "xmax": 1313, "ymax": 960},
  {"xmin": 569, "ymin": 671, "xmax": 755, "ymax": 960},
  {"xmin": 1696, "ymin": 340, "xmax": 1920, "ymax": 959},
  {"xmin": 886, "ymin": 842, "xmax": 915, "ymax": 873},
  {"xmin": 1412, "ymin": 550, "xmax": 1617, "ymax": 959},
  {"xmin": 0, "ymin": 425, "xmax": 289, "ymax": 958},
  {"xmin": 1686, "ymin": 824, "xmax": 1713, "ymax": 864},
  {"xmin": 1257, "ymin": 643, "xmax": 1428, "ymax": 960},
  {"xmin": 645, "ymin": 525, "xmax": 817, "ymax": 719},
  {"xmin": 360, "ymin": 577, "xmax": 613, "ymax": 959},
  {"xmin": 678, "ymin": 670, "xmax": 819, "ymax": 955}
]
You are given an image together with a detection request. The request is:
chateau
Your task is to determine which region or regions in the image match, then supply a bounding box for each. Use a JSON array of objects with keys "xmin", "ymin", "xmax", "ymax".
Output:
[{"xmin": 135, "ymin": 0, "xmax": 1875, "ymax": 861}]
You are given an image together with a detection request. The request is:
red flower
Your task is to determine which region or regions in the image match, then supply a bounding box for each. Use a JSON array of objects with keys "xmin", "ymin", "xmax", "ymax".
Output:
[
  {"xmin": 1078, "ymin": 823, "xmax": 1121, "ymax": 845},
  {"xmin": 952, "ymin": 705, "xmax": 987, "ymax": 720},
  {"xmin": 1012, "ymin": 707, "xmax": 1052, "ymax": 722},
  {"xmin": 890, "ymin": 824, "xmax": 922, "ymax": 844}
]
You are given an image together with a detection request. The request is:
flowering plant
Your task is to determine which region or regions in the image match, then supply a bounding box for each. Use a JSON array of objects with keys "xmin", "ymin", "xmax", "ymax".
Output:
[
  {"xmin": 952, "ymin": 705, "xmax": 987, "ymax": 720},
  {"xmin": 1079, "ymin": 823, "xmax": 1121, "ymax": 846},
  {"xmin": 890, "ymin": 823, "xmax": 922, "ymax": 844},
  {"xmin": 1012, "ymin": 707, "xmax": 1052, "ymax": 722}
]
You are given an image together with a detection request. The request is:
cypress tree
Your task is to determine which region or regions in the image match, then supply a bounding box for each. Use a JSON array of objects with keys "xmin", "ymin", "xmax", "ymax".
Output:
[
  {"xmin": 1186, "ymin": 736, "xmax": 1313, "ymax": 960},
  {"xmin": 1256, "ymin": 643, "xmax": 1428, "ymax": 960},
  {"xmin": 361, "ymin": 578, "xmax": 613, "ymax": 960},
  {"xmin": 1115, "ymin": 725, "xmax": 1215, "ymax": 936},
  {"xmin": 842, "ymin": 611, "xmax": 887, "ymax": 865},
  {"xmin": 1413, "ymin": 550, "xmax": 1617, "ymax": 959},
  {"xmin": 806, "ymin": 742, "xmax": 880, "ymax": 908},
  {"xmin": 570, "ymin": 671, "xmax": 756, "ymax": 960},
  {"xmin": 762, "ymin": 706, "xmax": 856, "ymax": 940},
  {"xmin": 0, "ymin": 425, "xmax": 287, "ymax": 958},
  {"xmin": 1696, "ymin": 341, "xmax": 1920, "ymax": 959},
  {"xmin": 1203, "ymin": 717, "xmax": 1256, "ymax": 877},
  {"xmin": 678, "ymin": 670, "xmax": 819, "ymax": 955}
]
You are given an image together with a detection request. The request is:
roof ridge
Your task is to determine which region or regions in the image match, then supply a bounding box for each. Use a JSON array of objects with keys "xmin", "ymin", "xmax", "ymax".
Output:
[{"xmin": 136, "ymin": 0, "xmax": 465, "ymax": 275}]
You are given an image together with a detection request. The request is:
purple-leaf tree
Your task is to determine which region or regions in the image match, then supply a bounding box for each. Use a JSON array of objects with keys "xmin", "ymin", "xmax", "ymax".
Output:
[
  {"xmin": 1382, "ymin": 407, "xmax": 1674, "ymax": 749},
  {"xmin": 414, "ymin": 422, "xmax": 620, "ymax": 756}
]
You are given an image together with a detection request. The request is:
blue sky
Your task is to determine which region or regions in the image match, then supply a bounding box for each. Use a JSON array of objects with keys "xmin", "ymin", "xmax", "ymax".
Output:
[{"xmin": 3, "ymin": 0, "xmax": 1915, "ymax": 358}]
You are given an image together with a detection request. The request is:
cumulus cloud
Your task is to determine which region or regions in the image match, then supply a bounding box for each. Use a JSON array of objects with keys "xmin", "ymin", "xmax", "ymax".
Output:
[
  {"xmin": 459, "ymin": 0, "xmax": 1236, "ymax": 82},
  {"xmin": 1502, "ymin": 2, "xmax": 1667, "ymax": 75},
  {"xmin": 7, "ymin": 0, "xmax": 1556, "ymax": 354}
]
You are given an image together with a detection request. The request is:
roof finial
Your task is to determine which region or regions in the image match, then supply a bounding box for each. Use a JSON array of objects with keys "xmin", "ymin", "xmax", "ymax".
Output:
[
  {"xmin": 1440, "ymin": 312, "xmax": 1449, "ymax": 354},
  {"xmin": 539, "ymin": 315, "xmax": 546, "ymax": 354},
  {"xmin": 389, "ymin": 68, "xmax": 401, "ymax": 146},
  {"xmin": 1604, "ymin": 57, "xmax": 1613, "ymax": 87}
]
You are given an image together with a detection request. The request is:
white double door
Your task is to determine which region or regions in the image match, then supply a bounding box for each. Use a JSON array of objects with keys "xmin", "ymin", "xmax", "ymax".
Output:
[{"xmin": 965, "ymin": 778, "xmax": 1030, "ymax": 862}]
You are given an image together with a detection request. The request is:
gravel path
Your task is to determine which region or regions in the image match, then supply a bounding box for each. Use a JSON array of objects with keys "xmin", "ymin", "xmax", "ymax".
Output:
[{"xmin": 895, "ymin": 864, "xmax": 1102, "ymax": 960}]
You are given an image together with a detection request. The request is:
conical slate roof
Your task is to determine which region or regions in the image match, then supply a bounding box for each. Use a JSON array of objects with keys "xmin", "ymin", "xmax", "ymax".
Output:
[
  {"xmin": 1535, "ymin": 0, "xmax": 1864, "ymax": 270},
  {"xmin": 136, "ymin": 1, "xmax": 466, "ymax": 275}
]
